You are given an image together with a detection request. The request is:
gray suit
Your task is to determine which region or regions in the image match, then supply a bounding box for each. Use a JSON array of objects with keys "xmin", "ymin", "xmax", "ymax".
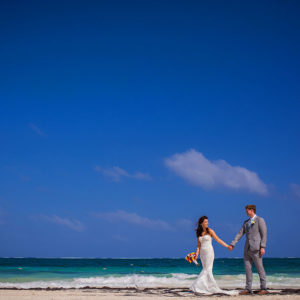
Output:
[{"xmin": 230, "ymin": 215, "xmax": 267, "ymax": 291}]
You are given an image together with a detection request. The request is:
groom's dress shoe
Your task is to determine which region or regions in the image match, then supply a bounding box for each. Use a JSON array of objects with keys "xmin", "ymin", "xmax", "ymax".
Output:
[
  {"xmin": 258, "ymin": 290, "xmax": 269, "ymax": 295},
  {"xmin": 239, "ymin": 290, "xmax": 252, "ymax": 295}
]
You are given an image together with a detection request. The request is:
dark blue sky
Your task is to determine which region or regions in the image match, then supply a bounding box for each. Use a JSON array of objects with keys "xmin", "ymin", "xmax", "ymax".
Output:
[{"xmin": 0, "ymin": 0, "xmax": 300, "ymax": 258}]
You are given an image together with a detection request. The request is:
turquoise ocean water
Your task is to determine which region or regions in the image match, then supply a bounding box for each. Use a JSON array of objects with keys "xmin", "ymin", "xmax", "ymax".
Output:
[{"xmin": 0, "ymin": 258, "xmax": 299, "ymax": 289}]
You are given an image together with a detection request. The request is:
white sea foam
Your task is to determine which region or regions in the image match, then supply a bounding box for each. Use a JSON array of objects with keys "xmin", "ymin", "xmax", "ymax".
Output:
[{"xmin": 0, "ymin": 274, "xmax": 299, "ymax": 289}]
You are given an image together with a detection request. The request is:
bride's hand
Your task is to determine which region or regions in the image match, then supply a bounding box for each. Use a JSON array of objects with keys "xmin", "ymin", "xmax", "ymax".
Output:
[{"xmin": 260, "ymin": 248, "xmax": 265, "ymax": 257}]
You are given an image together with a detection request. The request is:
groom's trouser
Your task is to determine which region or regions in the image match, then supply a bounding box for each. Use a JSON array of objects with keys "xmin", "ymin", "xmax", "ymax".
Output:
[{"xmin": 244, "ymin": 249, "xmax": 266, "ymax": 291}]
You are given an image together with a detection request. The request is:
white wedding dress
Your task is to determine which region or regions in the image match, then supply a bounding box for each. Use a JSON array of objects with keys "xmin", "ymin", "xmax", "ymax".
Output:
[{"xmin": 190, "ymin": 234, "xmax": 238, "ymax": 295}]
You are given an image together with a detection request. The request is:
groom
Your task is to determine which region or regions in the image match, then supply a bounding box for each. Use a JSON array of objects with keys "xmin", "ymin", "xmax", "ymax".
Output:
[{"xmin": 228, "ymin": 205, "xmax": 268, "ymax": 295}]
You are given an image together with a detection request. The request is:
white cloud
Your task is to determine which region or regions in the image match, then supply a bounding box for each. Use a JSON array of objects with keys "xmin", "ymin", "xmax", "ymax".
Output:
[
  {"xmin": 176, "ymin": 218, "xmax": 194, "ymax": 230},
  {"xmin": 29, "ymin": 123, "xmax": 47, "ymax": 137},
  {"xmin": 93, "ymin": 210, "xmax": 173, "ymax": 231},
  {"xmin": 131, "ymin": 171, "xmax": 152, "ymax": 181},
  {"xmin": 94, "ymin": 166, "xmax": 151, "ymax": 182},
  {"xmin": 39, "ymin": 215, "xmax": 85, "ymax": 232},
  {"xmin": 165, "ymin": 149, "xmax": 268, "ymax": 195},
  {"xmin": 290, "ymin": 183, "xmax": 300, "ymax": 199}
]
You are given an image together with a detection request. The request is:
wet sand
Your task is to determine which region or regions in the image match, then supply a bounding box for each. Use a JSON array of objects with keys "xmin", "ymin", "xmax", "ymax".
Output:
[{"xmin": 0, "ymin": 288, "xmax": 299, "ymax": 300}]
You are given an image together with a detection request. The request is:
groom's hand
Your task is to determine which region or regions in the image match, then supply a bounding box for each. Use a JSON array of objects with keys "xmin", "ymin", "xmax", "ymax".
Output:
[
  {"xmin": 227, "ymin": 245, "xmax": 234, "ymax": 251},
  {"xmin": 260, "ymin": 248, "xmax": 265, "ymax": 257}
]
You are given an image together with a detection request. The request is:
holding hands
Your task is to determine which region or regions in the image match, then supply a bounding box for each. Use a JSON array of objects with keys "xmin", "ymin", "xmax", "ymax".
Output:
[
  {"xmin": 226, "ymin": 244, "xmax": 265, "ymax": 256},
  {"xmin": 260, "ymin": 248, "xmax": 265, "ymax": 257}
]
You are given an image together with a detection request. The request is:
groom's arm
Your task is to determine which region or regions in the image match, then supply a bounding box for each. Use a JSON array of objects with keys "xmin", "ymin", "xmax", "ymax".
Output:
[
  {"xmin": 230, "ymin": 223, "xmax": 246, "ymax": 247},
  {"xmin": 258, "ymin": 217, "xmax": 267, "ymax": 248}
]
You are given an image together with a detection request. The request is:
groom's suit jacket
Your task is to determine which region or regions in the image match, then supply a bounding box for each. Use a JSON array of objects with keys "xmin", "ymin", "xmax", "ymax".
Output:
[{"xmin": 230, "ymin": 215, "xmax": 267, "ymax": 252}]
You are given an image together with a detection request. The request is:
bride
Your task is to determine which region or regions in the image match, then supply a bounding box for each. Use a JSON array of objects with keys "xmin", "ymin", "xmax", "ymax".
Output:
[{"xmin": 190, "ymin": 216, "xmax": 238, "ymax": 295}]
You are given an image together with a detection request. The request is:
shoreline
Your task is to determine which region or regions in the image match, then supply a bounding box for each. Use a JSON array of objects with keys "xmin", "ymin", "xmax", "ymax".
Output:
[
  {"xmin": 0, "ymin": 287, "xmax": 299, "ymax": 293},
  {"xmin": 0, "ymin": 287, "xmax": 299, "ymax": 291},
  {"xmin": 0, "ymin": 288, "xmax": 299, "ymax": 300}
]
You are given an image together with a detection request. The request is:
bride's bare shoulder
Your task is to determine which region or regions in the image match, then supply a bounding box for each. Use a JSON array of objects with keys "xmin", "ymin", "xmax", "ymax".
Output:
[{"xmin": 208, "ymin": 228, "xmax": 215, "ymax": 236}]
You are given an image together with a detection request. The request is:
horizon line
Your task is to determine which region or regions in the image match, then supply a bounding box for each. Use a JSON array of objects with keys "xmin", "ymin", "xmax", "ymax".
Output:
[{"xmin": 0, "ymin": 256, "xmax": 299, "ymax": 259}]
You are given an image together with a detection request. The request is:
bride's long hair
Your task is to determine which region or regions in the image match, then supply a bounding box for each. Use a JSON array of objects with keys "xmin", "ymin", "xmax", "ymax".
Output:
[{"xmin": 196, "ymin": 216, "xmax": 210, "ymax": 238}]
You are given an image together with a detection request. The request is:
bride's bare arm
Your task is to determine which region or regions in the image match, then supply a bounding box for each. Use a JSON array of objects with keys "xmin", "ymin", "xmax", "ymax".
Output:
[
  {"xmin": 195, "ymin": 239, "xmax": 201, "ymax": 257},
  {"xmin": 209, "ymin": 229, "xmax": 228, "ymax": 248}
]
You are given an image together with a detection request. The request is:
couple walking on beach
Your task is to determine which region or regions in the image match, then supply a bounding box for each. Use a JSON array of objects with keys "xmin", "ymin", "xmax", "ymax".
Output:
[{"xmin": 190, "ymin": 204, "xmax": 268, "ymax": 296}]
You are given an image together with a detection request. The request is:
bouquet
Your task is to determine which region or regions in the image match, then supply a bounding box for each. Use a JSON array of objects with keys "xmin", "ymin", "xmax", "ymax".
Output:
[{"xmin": 185, "ymin": 252, "xmax": 199, "ymax": 266}]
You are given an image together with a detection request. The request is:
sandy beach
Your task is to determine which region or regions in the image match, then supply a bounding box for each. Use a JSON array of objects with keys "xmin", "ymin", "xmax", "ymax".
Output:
[{"xmin": 0, "ymin": 288, "xmax": 299, "ymax": 300}]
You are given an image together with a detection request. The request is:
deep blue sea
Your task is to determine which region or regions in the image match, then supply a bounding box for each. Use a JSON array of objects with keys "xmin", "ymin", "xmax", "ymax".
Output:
[{"xmin": 0, "ymin": 258, "xmax": 299, "ymax": 289}]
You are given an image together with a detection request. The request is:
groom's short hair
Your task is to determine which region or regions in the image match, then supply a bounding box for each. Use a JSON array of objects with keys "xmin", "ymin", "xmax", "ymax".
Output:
[{"xmin": 245, "ymin": 204, "xmax": 256, "ymax": 213}]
